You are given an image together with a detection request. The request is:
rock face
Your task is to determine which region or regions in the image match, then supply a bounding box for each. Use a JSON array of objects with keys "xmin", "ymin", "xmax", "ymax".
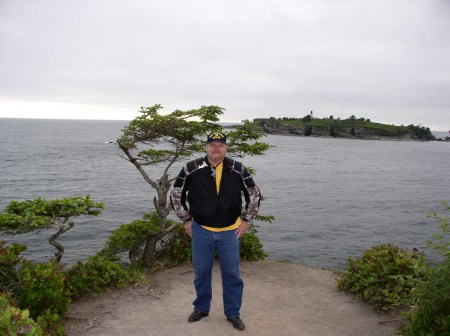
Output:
[
  {"xmin": 254, "ymin": 118, "xmax": 435, "ymax": 140},
  {"xmin": 258, "ymin": 119, "xmax": 302, "ymax": 135}
]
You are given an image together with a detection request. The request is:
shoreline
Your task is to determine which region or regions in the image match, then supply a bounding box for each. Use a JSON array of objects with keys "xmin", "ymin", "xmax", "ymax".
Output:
[{"xmin": 265, "ymin": 132, "xmax": 448, "ymax": 142}]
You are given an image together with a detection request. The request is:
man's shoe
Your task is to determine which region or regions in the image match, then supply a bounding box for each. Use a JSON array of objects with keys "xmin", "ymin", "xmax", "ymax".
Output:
[
  {"xmin": 188, "ymin": 310, "xmax": 209, "ymax": 323},
  {"xmin": 227, "ymin": 316, "xmax": 245, "ymax": 331}
]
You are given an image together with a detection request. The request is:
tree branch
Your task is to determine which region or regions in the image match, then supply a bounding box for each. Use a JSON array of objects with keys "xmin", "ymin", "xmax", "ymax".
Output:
[{"xmin": 118, "ymin": 141, "xmax": 160, "ymax": 190}]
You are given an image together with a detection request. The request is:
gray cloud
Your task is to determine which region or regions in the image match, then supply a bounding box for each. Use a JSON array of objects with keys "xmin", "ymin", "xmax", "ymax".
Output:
[{"xmin": 1, "ymin": 0, "xmax": 449, "ymax": 130}]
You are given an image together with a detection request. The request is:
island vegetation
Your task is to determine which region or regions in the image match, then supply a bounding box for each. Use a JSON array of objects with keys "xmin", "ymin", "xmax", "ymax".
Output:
[{"xmin": 254, "ymin": 112, "xmax": 436, "ymax": 140}]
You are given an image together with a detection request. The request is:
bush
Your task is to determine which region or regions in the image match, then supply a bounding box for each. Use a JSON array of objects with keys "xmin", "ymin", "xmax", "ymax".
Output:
[
  {"xmin": 0, "ymin": 241, "xmax": 26, "ymax": 292},
  {"xmin": 336, "ymin": 243, "xmax": 427, "ymax": 311},
  {"xmin": 64, "ymin": 255, "xmax": 139, "ymax": 299},
  {"xmin": 98, "ymin": 213, "xmax": 166, "ymax": 264},
  {"xmin": 400, "ymin": 201, "xmax": 449, "ymax": 335},
  {"xmin": 15, "ymin": 260, "xmax": 68, "ymax": 335},
  {"xmin": 0, "ymin": 292, "xmax": 43, "ymax": 336},
  {"xmin": 152, "ymin": 225, "xmax": 192, "ymax": 270},
  {"xmin": 240, "ymin": 232, "xmax": 267, "ymax": 261},
  {"xmin": 1, "ymin": 241, "xmax": 143, "ymax": 335},
  {"xmin": 401, "ymin": 260, "xmax": 450, "ymax": 335}
]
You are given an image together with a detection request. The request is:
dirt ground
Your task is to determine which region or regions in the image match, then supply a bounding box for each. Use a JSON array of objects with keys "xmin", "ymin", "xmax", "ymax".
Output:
[{"xmin": 63, "ymin": 260, "xmax": 402, "ymax": 336}]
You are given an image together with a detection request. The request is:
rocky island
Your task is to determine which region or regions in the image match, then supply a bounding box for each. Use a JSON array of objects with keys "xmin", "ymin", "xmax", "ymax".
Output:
[{"xmin": 253, "ymin": 113, "xmax": 439, "ymax": 141}]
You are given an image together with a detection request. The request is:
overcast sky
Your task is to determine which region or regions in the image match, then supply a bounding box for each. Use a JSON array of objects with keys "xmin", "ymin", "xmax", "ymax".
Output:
[{"xmin": 1, "ymin": 0, "xmax": 449, "ymax": 130}]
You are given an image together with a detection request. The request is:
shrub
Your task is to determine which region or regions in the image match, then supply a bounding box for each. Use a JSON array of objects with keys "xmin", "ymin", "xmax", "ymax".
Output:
[
  {"xmin": 64, "ymin": 255, "xmax": 139, "ymax": 299},
  {"xmin": 15, "ymin": 260, "xmax": 68, "ymax": 335},
  {"xmin": 400, "ymin": 201, "xmax": 449, "ymax": 335},
  {"xmin": 97, "ymin": 213, "xmax": 165, "ymax": 264},
  {"xmin": 336, "ymin": 243, "xmax": 427, "ymax": 311},
  {"xmin": 0, "ymin": 241, "xmax": 27, "ymax": 292},
  {"xmin": 0, "ymin": 292, "xmax": 43, "ymax": 336},
  {"xmin": 35, "ymin": 309, "xmax": 65, "ymax": 336},
  {"xmin": 240, "ymin": 232, "xmax": 267, "ymax": 261},
  {"xmin": 152, "ymin": 225, "xmax": 192, "ymax": 270},
  {"xmin": 401, "ymin": 260, "xmax": 450, "ymax": 335}
]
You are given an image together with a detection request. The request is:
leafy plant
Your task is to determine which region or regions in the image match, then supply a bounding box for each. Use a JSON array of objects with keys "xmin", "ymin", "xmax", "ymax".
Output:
[
  {"xmin": 151, "ymin": 224, "xmax": 192, "ymax": 270},
  {"xmin": 240, "ymin": 232, "xmax": 267, "ymax": 261},
  {"xmin": 401, "ymin": 201, "xmax": 450, "ymax": 335},
  {"xmin": 98, "ymin": 212, "xmax": 177, "ymax": 267},
  {"xmin": 64, "ymin": 255, "xmax": 141, "ymax": 299},
  {"xmin": 0, "ymin": 241, "xmax": 27, "ymax": 292},
  {"xmin": 35, "ymin": 309, "xmax": 64, "ymax": 336},
  {"xmin": 15, "ymin": 260, "xmax": 68, "ymax": 334},
  {"xmin": 240, "ymin": 215, "xmax": 272, "ymax": 261},
  {"xmin": 0, "ymin": 292, "xmax": 43, "ymax": 336},
  {"xmin": 336, "ymin": 243, "xmax": 427, "ymax": 311}
]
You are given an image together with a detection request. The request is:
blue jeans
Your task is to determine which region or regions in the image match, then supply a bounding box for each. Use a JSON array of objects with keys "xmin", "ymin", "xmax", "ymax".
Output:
[{"xmin": 191, "ymin": 221, "xmax": 243, "ymax": 318}]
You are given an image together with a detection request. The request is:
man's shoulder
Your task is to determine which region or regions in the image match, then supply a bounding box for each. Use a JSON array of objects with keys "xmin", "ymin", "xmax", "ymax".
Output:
[
  {"xmin": 224, "ymin": 157, "xmax": 244, "ymax": 172},
  {"xmin": 185, "ymin": 157, "xmax": 208, "ymax": 173}
]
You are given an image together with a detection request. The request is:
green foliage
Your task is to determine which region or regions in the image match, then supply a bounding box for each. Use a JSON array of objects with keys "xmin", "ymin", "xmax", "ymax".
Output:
[
  {"xmin": 98, "ymin": 212, "xmax": 175, "ymax": 263},
  {"xmin": 425, "ymin": 201, "xmax": 450, "ymax": 259},
  {"xmin": 401, "ymin": 261, "xmax": 450, "ymax": 335},
  {"xmin": 35, "ymin": 309, "xmax": 64, "ymax": 336},
  {"xmin": 152, "ymin": 225, "xmax": 192, "ymax": 270},
  {"xmin": 337, "ymin": 243, "xmax": 427, "ymax": 311},
  {"xmin": 407, "ymin": 124, "xmax": 435, "ymax": 140},
  {"xmin": 0, "ymin": 196, "xmax": 104, "ymax": 234},
  {"xmin": 15, "ymin": 260, "xmax": 68, "ymax": 334},
  {"xmin": 240, "ymin": 218, "xmax": 270, "ymax": 261},
  {"xmin": 118, "ymin": 104, "xmax": 224, "ymax": 154},
  {"xmin": 240, "ymin": 232, "xmax": 267, "ymax": 261},
  {"xmin": 65, "ymin": 256, "xmax": 141, "ymax": 299},
  {"xmin": 260, "ymin": 116, "xmax": 435, "ymax": 139},
  {"xmin": 0, "ymin": 241, "xmax": 27, "ymax": 292},
  {"xmin": 15, "ymin": 261, "xmax": 68, "ymax": 317},
  {"xmin": 1, "ymin": 241, "xmax": 143, "ymax": 335},
  {"xmin": 226, "ymin": 120, "xmax": 272, "ymax": 157},
  {"xmin": 0, "ymin": 292, "xmax": 44, "ymax": 336},
  {"xmin": 401, "ymin": 201, "xmax": 450, "ymax": 335}
]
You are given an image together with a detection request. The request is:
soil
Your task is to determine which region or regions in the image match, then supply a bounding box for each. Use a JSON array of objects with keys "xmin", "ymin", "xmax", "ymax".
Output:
[{"xmin": 63, "ymin": 260, "xmax": 402, "ymax": 336}]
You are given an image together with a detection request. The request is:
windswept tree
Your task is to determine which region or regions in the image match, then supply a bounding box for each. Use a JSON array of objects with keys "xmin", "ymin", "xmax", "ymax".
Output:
[
  {"xmin": 0, "ymin": 196, "xmax": 104, "ymax": 262},
  {"xmin": 109, "ymin": 104, "xmax": 271, "ymax": 271}
]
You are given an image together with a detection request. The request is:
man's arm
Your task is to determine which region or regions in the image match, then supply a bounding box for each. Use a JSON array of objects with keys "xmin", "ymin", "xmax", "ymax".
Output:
[
  {"xmin": 170, "ymin": 166, "xmax": 192, "ymax": 224},
  {"xmin": 240, "ymin": 166, "xmax": 261, "ymax": 224}
]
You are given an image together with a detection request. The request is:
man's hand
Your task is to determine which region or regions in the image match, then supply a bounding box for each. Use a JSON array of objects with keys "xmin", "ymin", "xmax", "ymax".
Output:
[
  {"xmin": 184, "ymin": 220, "xmax": 193, "ymax": 238},
  {"xmin": 235, "ymin": 221, "xmax": 250, "ymax": 239}
]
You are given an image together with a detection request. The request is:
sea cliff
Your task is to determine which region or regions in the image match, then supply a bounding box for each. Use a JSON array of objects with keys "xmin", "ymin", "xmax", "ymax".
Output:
[{"xmin": 254, "ymin": 117, "xmax": 439, "ymax": 141}]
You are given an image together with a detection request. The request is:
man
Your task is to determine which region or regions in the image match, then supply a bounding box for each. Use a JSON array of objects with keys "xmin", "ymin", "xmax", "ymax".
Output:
[{"xmin": 170, "ymin": 131, "xmax": 261, "ymax": 331}]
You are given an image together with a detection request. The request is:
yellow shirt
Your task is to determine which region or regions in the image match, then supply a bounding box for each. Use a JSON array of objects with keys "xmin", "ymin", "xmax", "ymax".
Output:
[{"xmin": 201, "ymin": 161, "xmax": 241, "ymax": 232}]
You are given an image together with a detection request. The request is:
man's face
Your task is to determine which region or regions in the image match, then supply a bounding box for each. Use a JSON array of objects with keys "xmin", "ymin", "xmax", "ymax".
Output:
[{"xmin": 206, "ymin": 142, "xmax": 227, "ymax": 163}]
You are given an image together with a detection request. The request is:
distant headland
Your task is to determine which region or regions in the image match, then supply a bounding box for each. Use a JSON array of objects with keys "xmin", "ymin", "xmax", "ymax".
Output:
[{"xmin": 253, "ymin": 113, "xmax": 448, "ymax": 141}]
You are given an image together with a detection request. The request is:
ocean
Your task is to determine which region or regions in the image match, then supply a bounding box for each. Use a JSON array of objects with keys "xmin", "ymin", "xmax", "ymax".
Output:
[{"xmin": 0, "ymin": 118, "xmax": 449, "ymax": 269}]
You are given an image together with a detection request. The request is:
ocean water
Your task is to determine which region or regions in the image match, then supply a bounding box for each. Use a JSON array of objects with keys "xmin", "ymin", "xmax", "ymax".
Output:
[{"xmin": 0, "ymin": 118, "xmax": 449, "ymax": 269}]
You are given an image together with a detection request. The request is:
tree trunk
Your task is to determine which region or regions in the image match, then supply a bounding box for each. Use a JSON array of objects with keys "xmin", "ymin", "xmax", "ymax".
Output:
[
  {"xmin": 142, "ymin": 233, "xmax": 164, "ymax": 272},
  {"xmin": 48, "ymin": 219, "xmax": 74, "ymax": 263}
]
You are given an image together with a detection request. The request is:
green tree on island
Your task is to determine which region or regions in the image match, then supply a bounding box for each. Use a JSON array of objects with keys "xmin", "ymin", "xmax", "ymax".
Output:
[{"xmin": 102, "ymin": 104, "xmax": 271, "ymax": 271}]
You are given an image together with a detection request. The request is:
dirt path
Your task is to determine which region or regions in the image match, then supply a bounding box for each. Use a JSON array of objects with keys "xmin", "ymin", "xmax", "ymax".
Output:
[{"xmin": 64, "ymin": 260, "xmax": 401, "ymax": 336}]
